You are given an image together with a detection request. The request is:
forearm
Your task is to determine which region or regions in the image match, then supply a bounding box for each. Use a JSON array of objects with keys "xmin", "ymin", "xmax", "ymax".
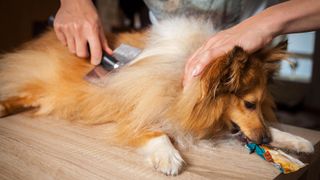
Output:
[
  {"xmin": 244, "ymin": 0, "xmax": 320, "ymax": 40},
  {"xmin": 270, "ymin": 0, "xmax": 320, "ymax": 34}
]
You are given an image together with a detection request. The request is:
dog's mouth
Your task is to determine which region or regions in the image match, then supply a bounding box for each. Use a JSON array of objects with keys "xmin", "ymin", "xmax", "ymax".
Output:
[
  {"xmin": 230, "ymin": 122, "xmax": 272, "ymax": 145},
  {"xmin": 230, "ymin": 122, "xmax": 250, "ymax": 143},
  {"xmin": 231, "ymin": 122, "xmax": 241, "ymax": 134}
]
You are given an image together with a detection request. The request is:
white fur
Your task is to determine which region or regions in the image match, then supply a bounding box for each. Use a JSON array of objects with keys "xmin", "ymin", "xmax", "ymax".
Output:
[
  {"xmin": 138, "ymin": 135, "xmax": 184, "ymax": 176},
  {"xmin": 132, "ymin": 17, "xmax": 216, "ymax": 64},
  {"xmin": 269, "ymin": 127, "xmax": 314, "ymax": 153}
]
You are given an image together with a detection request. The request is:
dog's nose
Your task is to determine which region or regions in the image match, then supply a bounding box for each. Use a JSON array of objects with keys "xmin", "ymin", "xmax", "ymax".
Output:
[{"xmin": 261, "ymin": 136, "xmax": 271, "ymax": 144}]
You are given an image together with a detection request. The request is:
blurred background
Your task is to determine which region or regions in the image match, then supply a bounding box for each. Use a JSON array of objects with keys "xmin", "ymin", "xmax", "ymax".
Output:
[{"xmin": 0, "ymin": 0, "xmax": 319, "ymax": 130}]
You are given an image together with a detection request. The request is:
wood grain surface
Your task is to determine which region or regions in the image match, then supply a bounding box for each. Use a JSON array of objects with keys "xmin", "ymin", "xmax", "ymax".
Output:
[{"xmin": 0, "ymin": 114, "xmax": 319, "ymax": 180}]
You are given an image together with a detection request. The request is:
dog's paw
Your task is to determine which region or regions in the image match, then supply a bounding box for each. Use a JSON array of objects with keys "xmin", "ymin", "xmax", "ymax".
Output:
[
  {"xmin": 140, "ymin": 135, "xmax": 184, "ymax": 176},
  {"xmin": 270, "ymin": 127, "xmax": 314, "ymax": 153},
  {"xmin": 286, "ymin": 136, "xmax": 314, "ymax": 153},
  {"xmin": 147, "ymin": 145, "xmax": 184, "ymax": 175}
]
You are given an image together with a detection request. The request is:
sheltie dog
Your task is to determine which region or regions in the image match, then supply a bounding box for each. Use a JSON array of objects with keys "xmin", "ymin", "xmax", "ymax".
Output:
[{"xmin": 0, "ymin": 17, "xmax": 314, "ymax": 175}]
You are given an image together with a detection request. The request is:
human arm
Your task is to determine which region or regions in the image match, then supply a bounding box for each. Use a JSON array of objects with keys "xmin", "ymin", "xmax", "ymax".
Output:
[
  {"xmin": 183, "ymin": 0, "xmax": 320, "ymax": 86},
  {"xmin": 54, "ymin": 0, "xmax": 112, "ymax": 65}
]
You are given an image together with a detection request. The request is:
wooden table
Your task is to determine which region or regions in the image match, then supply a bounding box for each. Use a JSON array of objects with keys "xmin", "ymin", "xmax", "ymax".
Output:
[{"xmin": 0, "ymin": 114, "xmax": 319, "ymax": 180}]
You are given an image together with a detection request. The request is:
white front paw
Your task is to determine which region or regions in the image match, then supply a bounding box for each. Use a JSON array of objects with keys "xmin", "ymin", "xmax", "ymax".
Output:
[
  {"xmin": 270, "ymin": 127, "xmax": 314, "ymax": 153},
  {"xmin": 147, "ymin": 146, "xmax": 184, "ymax": 175},
  {"xmin": 140, "ymin": 135, "xmax": 184, "ymax": 176},
  {"xmin": 289, "ymin": 136, "xmax": 314, "ymax": 153}
]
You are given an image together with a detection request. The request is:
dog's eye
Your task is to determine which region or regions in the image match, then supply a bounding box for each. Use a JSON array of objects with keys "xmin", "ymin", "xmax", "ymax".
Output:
[{"xmin": 244, "ymin": 101, "xmax": 256, "ymax": 110}]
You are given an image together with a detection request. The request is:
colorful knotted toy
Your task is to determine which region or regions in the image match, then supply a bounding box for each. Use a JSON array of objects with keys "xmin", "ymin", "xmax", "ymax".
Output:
[{"xmin": 245, "ymin": 142, "xmax": 306, "ymax": 174}]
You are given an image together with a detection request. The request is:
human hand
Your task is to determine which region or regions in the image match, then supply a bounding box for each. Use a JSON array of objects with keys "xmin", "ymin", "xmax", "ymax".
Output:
[
  {"xmin": 183, "ymin": 18, "xmax": 275, "ymax": 86},
  {"xmin": 54, "ymin": 0, "xmax": 112, "ymax": 65}
]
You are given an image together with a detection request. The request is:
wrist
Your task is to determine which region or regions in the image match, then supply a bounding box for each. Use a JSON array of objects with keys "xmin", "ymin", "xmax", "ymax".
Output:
[
  {"xmin": 261, "ymin": 7, "xmax": 288, "ymax": 38},
  {"xmin": 245, "ymin": 7, "xmax": 285, "ymax": 41}
]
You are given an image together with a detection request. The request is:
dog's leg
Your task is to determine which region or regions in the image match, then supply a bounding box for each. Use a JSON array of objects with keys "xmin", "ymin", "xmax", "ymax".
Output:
[
  {"xmin": 134, "ymin": 132, "xmax": 184, "ymax": 176},
  {"xmin": 269, "ymin": 127, "xmax": 314, "ymax": 153},
  {"xmin": 0, "ymin": 96, "xmax": 37, "ymax": 118}
]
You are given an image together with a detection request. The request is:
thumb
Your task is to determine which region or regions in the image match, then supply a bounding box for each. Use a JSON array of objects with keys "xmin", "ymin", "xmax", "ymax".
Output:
[
  {"xmin": 188, "ymin": 50, "xmax": 213, "ymax": 77},
  {"xmin": 194, "ymin": 45, "xmax": 231, "ymax": 75},
  {"xmin": 183, "ymin": 48, "xmax": 226, "ymax": 87}
]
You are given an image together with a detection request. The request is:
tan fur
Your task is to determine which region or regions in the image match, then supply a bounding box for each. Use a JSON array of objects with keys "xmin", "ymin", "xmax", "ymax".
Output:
[
  {"xmin": 0, "ymin": 19, "xmax": 286, "ymax": 148},
  {"xmin": 2, "ymin": 17, "xmax": 311, "ymax": 175},
  {"xmin": 127, "ymin": 131, "xmax": 165, "ymax": 147}
]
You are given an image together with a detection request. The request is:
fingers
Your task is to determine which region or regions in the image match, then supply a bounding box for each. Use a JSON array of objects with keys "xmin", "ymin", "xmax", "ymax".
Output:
[
  {"xmin": 75, "ymin": 29, "xmax": 88, "ymax": 58},
  {"xmin": 54, "ymin": 23, "xmax": 106, "ymax": 63},
  {"xmin": 183, "ymin": 46, "xmax": 203, "ymax": 86},
  {"xmin": 183, "ymin": 44, "xmax": 231, "ymax": 87},
  {"xmin": 55, "ymin": 24, "xmax": 77, "ymax": 55},
  {"xmin": 183, "ymin": 50, "xmax": 213, "ymax": 87},
  {"xmin": 88, "ymin": 31, "xmax": 103, "ymax": 65},
  {"xmin": 100, "ymin": 30, "xmax": 113, "ymax": 54},
  {"xmin": 86, "ymin": 27, "xmax": 112, "ymax": 65},
  {"xmin": 65, "ymin": 28, "xmax": 76, "ymax": 54},
  {"xmin": 54, "ymin": 25, "xmax": 67, "ymax": 46},
  {"xmin": 75, "ymin": 38, "xmax": 88, "ymax": 58}
]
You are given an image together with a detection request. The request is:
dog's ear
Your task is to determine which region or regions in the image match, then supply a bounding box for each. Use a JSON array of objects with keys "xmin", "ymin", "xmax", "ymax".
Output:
[
  {"xmin": 200, "ymin": 46, "xmax": 249, "ymax": 98},
  {"xmin": 258, "ymin": 41, "xmax": 288, "ymax": 77},
  {"xmin": 199, "ymin": 52, "xmax": 230, "ymax": 99},
  {"xmin": 260, "ymin": 40, "xmax": 288, "ymax": 63},
  {"xmin": 223, "ymin": 46, "xmax": 250, "ymax": 92}
]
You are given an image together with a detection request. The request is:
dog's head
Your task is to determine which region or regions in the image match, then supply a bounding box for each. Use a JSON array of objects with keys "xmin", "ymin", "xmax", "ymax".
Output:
[{"xmin": 180, "ymin": 41, "xmax": 287, "ymax": 144}]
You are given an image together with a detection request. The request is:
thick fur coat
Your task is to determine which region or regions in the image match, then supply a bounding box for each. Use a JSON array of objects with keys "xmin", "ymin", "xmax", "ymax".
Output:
[{"xmin": 0, "ymin": 17, "xmax": 314, "ymax": 175}]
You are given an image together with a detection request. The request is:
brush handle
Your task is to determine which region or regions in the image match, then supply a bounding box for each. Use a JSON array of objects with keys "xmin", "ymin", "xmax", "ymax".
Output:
[{"xmin": 100, "ymin": 52, "xmax": 122, "ymax": 71}]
